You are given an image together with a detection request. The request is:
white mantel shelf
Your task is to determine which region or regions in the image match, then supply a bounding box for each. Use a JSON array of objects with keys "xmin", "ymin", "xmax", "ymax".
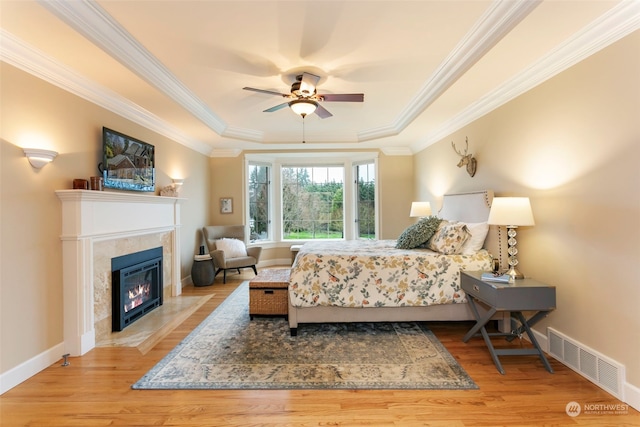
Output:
[
  {"xmin": 56, "ymin": 189, "xmax": 184, "ymax": 356},
  {"xmin": 56, "ymin": 189, "xmax": 185, "ymax": 203}
]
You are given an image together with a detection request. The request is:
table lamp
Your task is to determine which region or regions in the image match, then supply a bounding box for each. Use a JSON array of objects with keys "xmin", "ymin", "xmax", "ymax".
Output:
[
  {"xmin": 487, "ymin": 197, "xmax": 535, "ymax": 279},
  {"xmin": 410, "ymin": 202, "xmax": 432, "ymax": 218}
]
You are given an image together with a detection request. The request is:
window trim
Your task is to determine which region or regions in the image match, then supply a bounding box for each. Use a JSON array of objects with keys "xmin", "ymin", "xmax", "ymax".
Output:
[
  {"xmin": 353, "ymin": 159, "xmax": 379, "ymax": 240},
  {"xmin": 245, "ymin": 152, "xmax": 378, "ymax": 244},
  {"xmin": 246, "ymin": 161, "xmax": 272, "ymax": 242}
]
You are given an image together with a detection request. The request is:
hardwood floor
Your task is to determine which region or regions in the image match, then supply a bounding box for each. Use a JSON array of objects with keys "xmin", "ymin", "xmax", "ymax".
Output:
[{"xmin": 1, "ymin": 269, "xmax": 638, "ymax": 426}]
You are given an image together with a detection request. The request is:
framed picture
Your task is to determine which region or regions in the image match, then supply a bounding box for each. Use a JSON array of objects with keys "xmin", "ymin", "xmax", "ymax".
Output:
[{"xmin": 220, "ymin": 197, "xmax": 233, "ymax": 214}]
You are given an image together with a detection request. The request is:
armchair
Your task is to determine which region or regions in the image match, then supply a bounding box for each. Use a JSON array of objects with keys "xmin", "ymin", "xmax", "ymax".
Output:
[{"xmin": 202, "ymin": 225, "xmax": 262, "ymax": 283}]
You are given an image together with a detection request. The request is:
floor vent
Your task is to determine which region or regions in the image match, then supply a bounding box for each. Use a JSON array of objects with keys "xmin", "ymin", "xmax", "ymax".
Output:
[{"xmin": 548, "ymin": 328, "xmax": 624, "ymax": 400}]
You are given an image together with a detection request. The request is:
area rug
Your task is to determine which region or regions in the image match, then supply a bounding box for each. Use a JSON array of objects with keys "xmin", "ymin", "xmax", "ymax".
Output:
[{"xmin": 132, "ymin": 282, "xmax": 477, "ymax": 390}]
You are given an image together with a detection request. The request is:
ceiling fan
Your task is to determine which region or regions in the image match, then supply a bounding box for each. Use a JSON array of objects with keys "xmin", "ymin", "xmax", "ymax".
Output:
[{"xmin": 243, "ymin": 72, "xmax": 364, "ymax": 119}]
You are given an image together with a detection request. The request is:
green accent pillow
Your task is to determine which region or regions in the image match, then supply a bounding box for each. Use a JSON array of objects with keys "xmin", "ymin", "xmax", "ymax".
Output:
[{"xmin": 396, "ymin": 216, "xmax": 443, "ymax": 249}]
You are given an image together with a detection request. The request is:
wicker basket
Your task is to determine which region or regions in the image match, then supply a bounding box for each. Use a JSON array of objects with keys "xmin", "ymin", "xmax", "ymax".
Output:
[
  {"xmin": 249, "ymin": 288, "xmax": 288, "ymax": 316},
  {"xmin": 249, "ymin": 268, "xmax": 290, "ymax": 317}
]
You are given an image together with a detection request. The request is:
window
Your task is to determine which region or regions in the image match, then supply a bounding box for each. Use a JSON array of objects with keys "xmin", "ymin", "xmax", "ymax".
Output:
[
  {"xmin": 247, "ymin": 163, "xmax": 270, "ymax": 241},
  {"xmin": 355, "ymin": 162, "xmax": 375, "ymax": 239},
  {"xmin": 245, "ymin": 153, "xmax": 377, "ymax": 243},
  {"xmin": 282, "ymin": 166, "xmax": 344, "ymax": 240}
]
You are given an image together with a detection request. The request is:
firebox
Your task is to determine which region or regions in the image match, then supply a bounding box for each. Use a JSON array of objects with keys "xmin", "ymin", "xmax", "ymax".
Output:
[{"xmin": 112, "ymin": 247, "xmax": 163, "ymax": 331}]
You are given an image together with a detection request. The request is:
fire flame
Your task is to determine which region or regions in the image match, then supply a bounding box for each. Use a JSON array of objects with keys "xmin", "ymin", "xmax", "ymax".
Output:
[{"xmin": 123, "ymin": 282, "xmax": 151, "ymax": 312}]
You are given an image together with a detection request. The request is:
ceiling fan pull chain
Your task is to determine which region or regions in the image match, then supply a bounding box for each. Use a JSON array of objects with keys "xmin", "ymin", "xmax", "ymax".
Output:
[{"xmin": 302, "ymin": 116, "xmax": 306, "ymax": 143}]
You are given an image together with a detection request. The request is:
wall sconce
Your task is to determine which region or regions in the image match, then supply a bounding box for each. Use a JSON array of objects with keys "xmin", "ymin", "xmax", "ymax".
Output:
[
  {"xmin": 172, "ymin": 178, "xmax": 183, "ymax": 192},
  {"xmin": 410, "ymin": 201, "xmax": 432, "ymax": 218},
  {"xmin": 23, "ymin": 148, "xmax": 58, "ymax": 169},
  {"xmin": 487, "ymin": 197, "xmax": 535, "ymax": 279}
]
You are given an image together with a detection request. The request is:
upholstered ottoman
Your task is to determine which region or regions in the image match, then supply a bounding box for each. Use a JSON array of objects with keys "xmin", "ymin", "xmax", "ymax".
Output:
[{"xmin": 249, "ymin": 268, "xmax": 290, "ymax": 319}]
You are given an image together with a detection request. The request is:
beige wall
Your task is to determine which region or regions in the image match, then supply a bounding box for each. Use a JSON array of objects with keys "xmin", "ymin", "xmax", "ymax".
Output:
[
  {"xmin": 0, "ymin": 63, "xmax": 210, "ymax": 375},
  {"xmin": 205, "ymin": 155, "xmax": 287, "ymax": 262},
  {"xmin": 206, "ymin": 151, "xmax": 415, "ymax": 243},
  {"xmin": 378, "ymin": 154, "xmax": 414, "ymax": 239},
  {"xmin": 209, "ymin": 156, "xmax": 245, "ymax": 226},
  {"xmin": 204, "ymin": 151, "xmax": 415, "ymax": 264},
  {"xmin": 414, "ymin": 33, "xmax": 640, "ymax": 386}
]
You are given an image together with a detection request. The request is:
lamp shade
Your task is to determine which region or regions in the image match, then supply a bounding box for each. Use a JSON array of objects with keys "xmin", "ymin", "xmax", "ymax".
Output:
[
  {"xmin": 487, "ymin": 197, "xmax": 535, "ymax": 226},
  {"xmin": 410, "ymin": 201, "xmax": 432, "ymax": 217},
  {"xmin": 289, "ymin": 99, "xmax": 318, "ymax": 116}
]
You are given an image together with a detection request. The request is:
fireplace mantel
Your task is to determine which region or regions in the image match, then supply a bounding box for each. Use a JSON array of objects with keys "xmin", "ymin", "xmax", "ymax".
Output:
[{"xmin": 56, "ymin": 190, "xmax": 183, "ymax": 356}]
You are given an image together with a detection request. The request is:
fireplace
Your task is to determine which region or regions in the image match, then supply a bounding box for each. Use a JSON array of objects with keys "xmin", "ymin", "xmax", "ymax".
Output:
[{"xmin": 112, "ymin": 247, "xmax": 163, "ymax": 331}]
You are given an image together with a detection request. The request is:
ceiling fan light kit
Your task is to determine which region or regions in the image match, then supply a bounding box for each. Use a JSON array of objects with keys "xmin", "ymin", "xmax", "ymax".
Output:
[
  {"xmin": 289, "ymin": 99, "xmax": 318, "ymax": 117},
  {"xmin": 244, "ymin": 72, "xmax": 364, "ymax": 119}
]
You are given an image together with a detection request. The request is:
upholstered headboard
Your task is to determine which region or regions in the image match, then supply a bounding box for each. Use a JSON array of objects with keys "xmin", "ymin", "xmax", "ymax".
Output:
[{"xmin": 438, "ymin": 190, "xmax": 507, "ymax": 271}]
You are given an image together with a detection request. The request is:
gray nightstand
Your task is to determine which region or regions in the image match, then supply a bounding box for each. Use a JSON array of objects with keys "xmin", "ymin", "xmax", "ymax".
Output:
[{"xmin": 460, "ymin": 271, "xmax": 556, "ymax": 374}]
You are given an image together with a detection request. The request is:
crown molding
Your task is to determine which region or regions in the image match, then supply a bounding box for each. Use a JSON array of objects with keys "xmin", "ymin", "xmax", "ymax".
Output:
[
  {"xmin": 38, "ymin": 0, "xmax": 228, "ymax": 134},
  {"xmin": 35, "ymin": 0, "xmax": 541, "ymax": 146},
  {"xmin": 0, "ymin": 29, "xmax": 214, "ymax": 155},
  {"xmin": 380, "ymin": 147, "xmax": 413, "ymax": 156},
  {"xmin": 5, "ymin": 0, "xmax": 637, "ymax": 154},
  {"xmin": 209, "ymin": 149, "xmax": 243, "ymax": 158},
  {"xmin": 221, "ymin": 126, "xmax": 264, "ymax": 143},
  {"xmin": 410, "ymin": 0, "xmax": 640, "ymax": 153},
  {"xmin": 357, "ymin": 0, "xmax": 541, "ymax": 142}
]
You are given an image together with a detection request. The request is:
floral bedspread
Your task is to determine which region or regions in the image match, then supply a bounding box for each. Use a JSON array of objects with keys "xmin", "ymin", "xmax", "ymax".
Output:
[{"xmin": 289, "ymin": 240, "xmax": 492, "ymax": 308}]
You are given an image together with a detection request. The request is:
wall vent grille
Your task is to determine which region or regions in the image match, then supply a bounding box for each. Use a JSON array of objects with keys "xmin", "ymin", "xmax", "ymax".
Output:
[
  {"xmin": 580, "ymin": 348, "xmax": 598, "ymax": 381},
  {"xmin": 547, "ymin": 328, "xmax": 624, "ymax": 399},
  {"xmin": 563, "ymin": 339, "xmax": 580, "ymax": 370},
  {"xmin": 599, "ymin": 358, "xmax": 620, "ymax": 394}
]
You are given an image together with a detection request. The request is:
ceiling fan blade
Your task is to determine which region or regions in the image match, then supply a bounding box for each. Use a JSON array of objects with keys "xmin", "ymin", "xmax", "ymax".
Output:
[
  {"xmin": 299, "ymin": 72, "xmax": 321, "ymax": 96},
  {"xmin": 243, "ymin": 87, "xmax": 289, "ymax": 97},
  {"xmin": 263, "ymin": 102, "xmax": 289, "ymax": 113},
  {"xmin": 314, "ymin": 104, "xmax": 333, "ymax": 119},
  {"xmin": 321, "ymin": 93, "xmax": 364, "ymax": 102}
]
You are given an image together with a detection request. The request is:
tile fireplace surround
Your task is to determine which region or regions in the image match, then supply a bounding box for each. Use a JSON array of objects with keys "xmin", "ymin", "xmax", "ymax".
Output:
[{"xmin": 56, "ymin": 190, "xmax": 182, "ymax": 356}]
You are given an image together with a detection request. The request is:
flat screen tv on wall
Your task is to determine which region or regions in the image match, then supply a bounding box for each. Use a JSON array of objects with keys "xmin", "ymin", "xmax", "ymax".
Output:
[{"xmin": 102, "ymin": 127, "xmax": 155, "ymax": 192}]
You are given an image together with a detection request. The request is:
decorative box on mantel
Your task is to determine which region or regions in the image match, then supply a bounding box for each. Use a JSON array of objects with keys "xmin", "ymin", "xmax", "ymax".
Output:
[{"xmin": 55, "ymin": 190, "xmax": 184, "ymax": 356}]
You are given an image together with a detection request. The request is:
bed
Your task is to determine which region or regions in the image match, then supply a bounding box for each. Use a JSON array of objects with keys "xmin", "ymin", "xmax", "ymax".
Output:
[{"xmin": 287, "ymin": 190, "xmax": 508, "ymax": 336}]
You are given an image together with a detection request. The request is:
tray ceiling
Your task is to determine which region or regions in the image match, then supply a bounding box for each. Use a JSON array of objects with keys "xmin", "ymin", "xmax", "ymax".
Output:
[{"xmin": 1, "ymin": 1, "xmax": 637, "ymax": 155}]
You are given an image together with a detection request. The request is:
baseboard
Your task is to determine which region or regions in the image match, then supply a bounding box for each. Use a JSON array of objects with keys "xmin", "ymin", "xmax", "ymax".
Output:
[
  {"xmin": 182, "ymin": 275, "xmax": 192, "ymax": 289},
  {"xmin": 258, "ymin": 258, "xmax": 291, "ymax": 268},
  {"xmin": 0, "ymin": 342, "xmax": 65, "ymax": 395},
  {"xmin": 625, "ymin": 382, "xmax": 640, "ymax": 412},
  {"xmin": 531, "ymin": 327, "xmax": 548, "ymax": 351},
  {"xmin": 182, "ymin": 260, "xmax": 289, "ymax": 289}
]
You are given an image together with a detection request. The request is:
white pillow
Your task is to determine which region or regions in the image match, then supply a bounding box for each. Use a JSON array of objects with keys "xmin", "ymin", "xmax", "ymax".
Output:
[
  {"xmin": 215, "ymin": 238, "xmax": 247, "ymax": 258},
  {"xmin": 459, "ymin": 222, "xmax": 489, "ymax": 255}
]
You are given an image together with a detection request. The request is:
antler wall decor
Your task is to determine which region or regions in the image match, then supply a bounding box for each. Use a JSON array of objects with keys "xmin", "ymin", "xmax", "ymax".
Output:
[{"xmin": 451, "ymin": 137, "xmax": 477, "ymax": 177}]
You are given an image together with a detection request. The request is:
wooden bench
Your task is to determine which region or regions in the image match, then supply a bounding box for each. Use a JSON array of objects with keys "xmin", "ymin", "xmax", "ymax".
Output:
[{"xmin": 249, "ymin": 268, "xmax": 290, "ymax": 319}]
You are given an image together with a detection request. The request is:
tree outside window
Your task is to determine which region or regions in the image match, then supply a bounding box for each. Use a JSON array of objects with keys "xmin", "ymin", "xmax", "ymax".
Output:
[
  {"xmin": 248, "ymin": 163, "xmax": 269, "ymax": 241},
  {"xmin": 356, "ymin": 162, "xmax": 375, "ymax": 239},
  {"xmin": 282, "ymin": 166, "xmax": 344, "ymax": 240}
]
